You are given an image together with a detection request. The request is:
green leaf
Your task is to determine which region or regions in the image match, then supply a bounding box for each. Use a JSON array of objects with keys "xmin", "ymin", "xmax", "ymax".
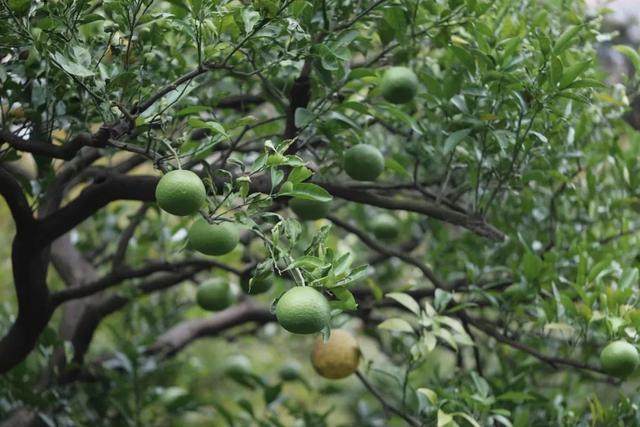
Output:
[
  {"xmin": 287, "ymin": 166, "xmax": 313, "ymax": 184},
  {"xmin": 437, "ymin": 410, "xmax": 454, "ymax": 427},
  {"xmin": 378, "ymin": 318, "xmax": 414, "ymax": 333},
  {"xmin": 177, "ymin": 105, "xmax": 210, "ymax": 116},
  {"xmin": 559, "ymin": 60, "xmax": 591, "ymax": 88},
  {"xmin": 614, "ymin": 45, "xmax": 640, "ymax": 72},
  {"xmin": 444, "ymin": 128, "xmax": 471, "ymax": 154},
  {"xmin": 279, "ymin": 183, "xmax": 332, "ymax": 202},
  {"xmin": 386, "ymin": 292, "xmax": 420, "ymax": 314},
  {"xmin": 417, "ymin": 388, "xmax": 438, "ymax": 405},
  {"xmin": 51, "ymin": 52, "xmax": 94, "ymax": 77},
  {"xmin": 552, "ymin": 25, "xmax": 581, "ymax": 55},
  {"xmin": 294, "ymin": 107, "xmax": 314, "ymax": 128}
]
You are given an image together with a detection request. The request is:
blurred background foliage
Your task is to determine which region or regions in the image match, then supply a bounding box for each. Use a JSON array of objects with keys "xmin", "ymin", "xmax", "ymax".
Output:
[{"xmin": 3, "ymin": 0, "xmax": 640, "ymax": 426}]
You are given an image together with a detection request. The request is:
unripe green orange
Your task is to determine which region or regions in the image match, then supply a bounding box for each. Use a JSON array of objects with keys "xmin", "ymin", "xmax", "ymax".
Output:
[
  {"xmin": 343, "ymin": 144, "xmax": 385, "ymax": 182},
  {"xmin": 279, "ymin": 362, "xmax": 302, "ymax": 381},
  {"xmin": 240, "ymin": 274, "xmax": 273, "ymax": 295},
  {"xmin": 155, "ymin": 170, "xmax": 206, "ymax": 216},
  {"xmin": 380, "ymin": 66, "xmax": 419, "ymax": 104},
  {"xmin": 188, "ymin": 218, "xmax": 239, "ymax": 256},
  {"xmin": 370, "ymin": 214, "xmax": 400, "ymax": 241},
  {"xmin": 600, "ymin": 340, "xmax": 639, "ymax": 378},
  {"xmin": 289, "ymin": 198, "xmax": 331, "ymax": 221},
  {"xmin": 196, "ymin": 279, "xmax": 233, "ymax": 311},
  {"xmin": 275, "ymin": 287, "xmax": 331, "ymax": 334},
  {"xmin": 224, "ymin": 354, "xmax": 252, "ymax": 378},
  {"xmin": 311, "ymin": 329, "xmax": 360, "ymax": 379}
]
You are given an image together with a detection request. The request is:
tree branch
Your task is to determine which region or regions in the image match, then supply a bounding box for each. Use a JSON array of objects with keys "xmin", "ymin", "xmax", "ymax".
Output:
[
  {"xmin": 458, "ymin": 313, "xmax": 605, "ymax": 375},
  {"xmin": 320, "ymin": 181, "xmax": 505, "ymax": 241},
  {"xmin": 327, "ymin": 215, "xmax": 448, "ymax": 290},
  {"xmin": 0, "ymin": 165, "xmax": 35, "ymax": 232},
  {"xmin": 50, "ymin": 259, "xmax": 242, "ymax": 306},
  {"xmin": 355, "ymin": 371, "xmax": 421, "ymax": 427},
  {"xmin": 146, "ymin": 301, "xmax": 273, "ymax": 358}
]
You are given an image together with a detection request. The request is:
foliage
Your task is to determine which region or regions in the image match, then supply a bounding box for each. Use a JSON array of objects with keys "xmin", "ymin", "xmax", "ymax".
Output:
[{"xmin": 1, "ymin": 0, "xmax": 640, "ymax": 425}]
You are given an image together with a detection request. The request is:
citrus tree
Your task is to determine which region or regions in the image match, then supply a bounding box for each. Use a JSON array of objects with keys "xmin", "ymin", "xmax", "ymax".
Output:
[{"xmin": 1, "ymin": 0, "xmax": 640, "ymax": 425}]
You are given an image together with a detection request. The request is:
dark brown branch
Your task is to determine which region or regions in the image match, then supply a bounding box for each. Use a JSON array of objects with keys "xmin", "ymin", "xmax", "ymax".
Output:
[
  {"xmin": 38, "ymin": 174, "xmax": 158, "ymax": 244},
  {"xmin": 146, "ymin": 301, "xmax": 273, "ymax": 358},
  {"xmin": 0, "ymin": 165, "xmax": 35, "ymax": 232},
  {"xmin": 0, "ymin": 130, "xmax": 96, "ymax": 160},
  {"xmin": 50, "ymin": 259, "xmax": 242, "ymax": 306},
  {"xmin": 112, "ymin": 203, "xmax": 150, "ymax": 268},
  {"xmin": 320, "ymin": 181, "xmax": 505, "ymax": 241}
]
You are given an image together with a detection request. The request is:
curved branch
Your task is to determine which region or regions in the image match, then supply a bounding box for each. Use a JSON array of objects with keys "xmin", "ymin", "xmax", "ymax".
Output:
[
  {"xmin": 355, "ymin": 371, "xmax": 421, "ymax": 427},
  {"xmin": 0, "ymin": 165, "xmax": 35, "ymax": 232},
  {"xmin": 38, "ymin": 174, "xmax": 158, "ymax": 244},
  {"xmin": 458, "ymin": 313, "xmax": 605, "ymax": 375},
  {"xmin": 50, "ymin": 259, "xmax": 243, "ymax": 306},
  {"xmin": 146, "ymin": 301, "xmax": 273, "ymax": 358},
  {"xmin": 320, "ymin": 182, "xmax": 505, "ymax": 241}
]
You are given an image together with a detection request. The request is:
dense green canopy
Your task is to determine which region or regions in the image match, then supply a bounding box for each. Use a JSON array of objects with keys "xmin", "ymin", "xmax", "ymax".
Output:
[{"xmin": 1, "ymin": 0, "xmax": 640, "ymax": 425}]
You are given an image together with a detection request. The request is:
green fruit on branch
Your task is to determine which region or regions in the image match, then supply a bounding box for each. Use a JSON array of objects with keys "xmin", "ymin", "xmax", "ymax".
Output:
[
  {"xmin": 380, "ymin": 66, "xmax": 419, "ymax": 104},
  {"xmin": 155, "ymin": 170, "xmax": 206, "ymax": 216},
  {"xmin": 343, "ymin": 144, "xmax": 385, "ymax": 182},
  {"xmin": 196, "ymin": 279, "xmax": 233, "ymax": 311},
  {"xmin": 188, "ymin": 218, "xmax": 239, "ymax": 256},
  {"xmin": 289, "ymin": 198, "xmax": 331, "ymax": 221},
  {"xmin": 240, "ymin": 274, "xmax": 274, "ymax": 295},
  {"xmin": 370, "ymin": 214, "xmax": 400, "ymax": 241},
  {"xmin": 275, "ymin": 286, "xmax": 331, "ymax": 334},
  {"xmin": 224, "ymin": 354, "xmax": 253, "ymax": 378},
  {"xmin": 311, "ymin": 329, "xmax": 360, "ymax": 379},
  {"xmin": 600, "ymin": 340, "xmax": 639, "ymax": 378}
]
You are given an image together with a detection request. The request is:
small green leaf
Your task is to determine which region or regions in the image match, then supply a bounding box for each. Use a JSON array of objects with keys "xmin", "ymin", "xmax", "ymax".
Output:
[
  {"xmin": 386, "ymin": 292, "xmax": 420, "ymax": 314},
  {"xmin": 553, "ymin": 25, "xmax": 581, "ymax": 55},
  {"xmin": 417, "ymin": 388, "xmax": 438, "ymax": 405},
  {"xmin": 614, "ymin": 45, "xmax": 640, "ymax": 72},
  {"xmin": 294, "ymin": 107, "xmax": 314, "ymax": 128},
  {"xmin": 279, "ymin": 183, "xmax": 332, "ymax": 202},
  {"xmin": 444, "ymin": 128, "xmax": 471, "ymax": 154},
  {"xmin": 288, "ymin": 166, "xmax": 313, "ymax": 184},
  {"xmin": 378, "ymin": 318, "xmax": 414, "ymax": 333}
]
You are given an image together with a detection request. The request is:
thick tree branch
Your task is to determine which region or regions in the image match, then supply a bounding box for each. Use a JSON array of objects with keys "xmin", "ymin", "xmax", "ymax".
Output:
[
  {"xmin": 38, "ymin": 174, "xmax": 158, "ymax": 244},
  {"xmin": 50, "ymin": 258, "xmax": 242, "ymax": 306},
  {"xmin": 146, "ymin": 301, "xmax": 273, "ymax": 358},
  {"xmin": 0, "ymin": 165, "xmax": 35, "ymax": 232},
  {"xmin": 320, "ymin": 181, "xmax": 505, "ymax": 241}
]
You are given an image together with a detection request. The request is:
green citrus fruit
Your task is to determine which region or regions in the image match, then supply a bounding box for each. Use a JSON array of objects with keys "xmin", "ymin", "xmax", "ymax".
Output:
[
  {"xmin": 155, "ymin": 170, "xmax": 206, "ymax": 216},
  {"xmin": 290, "ymin": 198, "xmax": 331, "ymax": 221},
  {"xmin": 600, "ymin": 340, "xmax": 639, "ymax": 377},
  {"xmin": 343, "ymin": 144, "xmax": 385, "ymax": 182},
  {"xmin": 196, "ymin": 279, "xmax": 233, "ymax": 311},
  {"xmin": 380, "ymin": 66, "xmax": 419, "ymax": 104},
  {"xmin": 240, "ymin": 274, "xmax": 274, "ymax": 295},
  {"xmin": 370, "ymin": 214, "xmax": 400, "ymax": 241},
  {"xmin": 278, "ymin": 361, "xmax": 302, "ymax": 381},
  {"xmin": 311, "ymin": 329, "xmax": 360, "ymax": 379},
  {"xmin": 224, "ymin": 354, "xmax": 253, "ymax": 378},
  {"xmin": 275, "ymin": 286, "xmax": 331, "ymax": 334},
  {"xmin": 188, "ymin": 218, "xmax": 239, "ymax": 256}
]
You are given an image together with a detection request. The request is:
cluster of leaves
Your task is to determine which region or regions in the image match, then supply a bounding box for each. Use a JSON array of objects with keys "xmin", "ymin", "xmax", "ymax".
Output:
[{"xmin": 3, "ymin": 0, "xmax": 640, "ymax": 425}]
